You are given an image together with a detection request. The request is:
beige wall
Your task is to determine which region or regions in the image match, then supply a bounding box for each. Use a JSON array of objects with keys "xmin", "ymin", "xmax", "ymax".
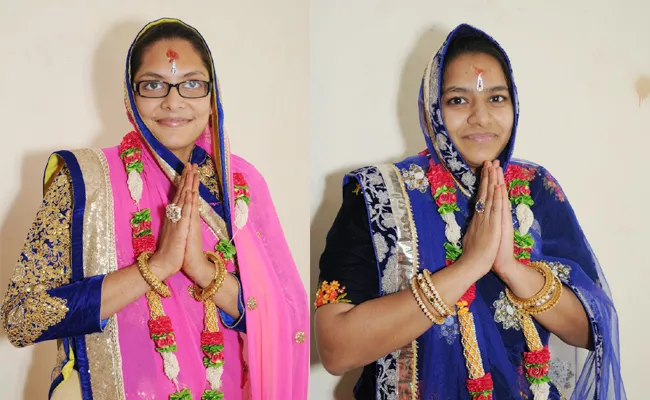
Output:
[
  {"xmin": 310, "ymin": 0, "xmax": 650, "ymax": 398},
  {"xmin": 0, "ymin": 1, "xmax": 308, "ymax": 399}
]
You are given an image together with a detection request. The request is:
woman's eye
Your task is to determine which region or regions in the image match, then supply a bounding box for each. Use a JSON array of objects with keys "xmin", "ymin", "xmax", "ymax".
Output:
[
  {"xmin": 144, "ymin": 82, "xmax": 164, "ymax": 90},
  {"xmin": 447, "ymin": 97, "xmax": 467, "ymax": 105}
]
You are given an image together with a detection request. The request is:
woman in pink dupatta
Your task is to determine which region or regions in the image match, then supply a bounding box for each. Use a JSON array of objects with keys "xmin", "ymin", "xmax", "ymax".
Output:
[{"xmin": 1, "ymin": 18, "xmax": 308, "ymax": 400}]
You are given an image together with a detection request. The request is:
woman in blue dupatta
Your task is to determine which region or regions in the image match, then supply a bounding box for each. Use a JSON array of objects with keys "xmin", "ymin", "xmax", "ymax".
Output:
[{"xmin": 314, "ymin": 24, "xmax": 626, "ymax": 399}]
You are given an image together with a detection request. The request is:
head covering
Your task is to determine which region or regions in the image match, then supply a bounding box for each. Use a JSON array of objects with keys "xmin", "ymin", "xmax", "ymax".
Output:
[{"xmin": 419, "ymin": 23, "xmax": 520, "ymax": 197}]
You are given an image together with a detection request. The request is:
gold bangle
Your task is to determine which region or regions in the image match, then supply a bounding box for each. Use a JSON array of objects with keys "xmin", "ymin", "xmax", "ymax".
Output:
[
  {"xmin": 416, "ymin": 273, "xmax": 451, "ymax": 320},
  {"xmin": 505, "ymin": 262, "xmax": 563, "ymax": 314},
  {"xmin": 523, "ymin": 278, "xmax": 562, "ymax": 314},
  {"xmin": 505, "ymin": 262, "xmax": 555, "ymax": 309},
  {"xmin": 422, "ymin": 269, "xmax": 456, "ymax": 316},
  {"xmin": 191, "ymin": 252, "xmax": 227, "ymax": 302},
  {"xmin": 410, "ymin": 277, "xmax": 445, "ymax": 325},
  {"xmin": 137, "ymin": 251, "xmax": 171, "ymax": 298}
]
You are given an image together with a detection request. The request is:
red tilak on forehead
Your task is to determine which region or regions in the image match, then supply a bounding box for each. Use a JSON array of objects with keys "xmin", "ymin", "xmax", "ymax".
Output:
[
  {"xmin": 166, "ymin": 49, "xmax": 179, "ymax": 62},
  {"xmin": 474, "ymin": 66, "xmax": 485, "ymax": 75}
]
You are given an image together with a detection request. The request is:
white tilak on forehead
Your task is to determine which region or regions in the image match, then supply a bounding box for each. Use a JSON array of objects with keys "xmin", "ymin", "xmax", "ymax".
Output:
[{"xmin": 477, "ymin": 73, "xmax": 484, "ymax": 92}]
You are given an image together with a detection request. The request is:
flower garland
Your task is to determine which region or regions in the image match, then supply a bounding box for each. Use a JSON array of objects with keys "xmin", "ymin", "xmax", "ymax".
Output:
[
  {"xmin": 120, "ymin": 131, "xmax": 246, "ymax": 400},
  {"xmin": 426, "ymin": 160, "xmax": 550, "ymax": 400}
]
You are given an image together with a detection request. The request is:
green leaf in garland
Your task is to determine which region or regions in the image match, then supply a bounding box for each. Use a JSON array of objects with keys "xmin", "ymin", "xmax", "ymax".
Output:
[
  {"xmin": 201, "ymin": 344, "xmax": 225, "ymax": 354},
  {"xmin": 215, "ymin": 240, "xmax": 236, "ymax": 260},
  {"xmin": 151, "ymin": 332, "xmax": 175, "ymax": 340},
  {"xmin": 126, "ymin": 160, "xmax": 144, "ymax": 174},
  {"xmin": 203, "ymin": 358, "xmax": 225, "ymax": 369},
  {"xmin": 438, "ymin": 203, "xmax": 461, "ymax": 215},
  {"xmin": 526, "ymin": 375, "xmax": 551, "ymax": 385},
  {"xmin": 202, "ymin": 390, "xmax": 224, "ymax": 400},
  {"xmin": 236, "ymin": 195, "xmax": 251, "ymax": 205},
  {"xmin": 155, "ymin": 345, "xmax": 178, "ymax": 353},
  {"xmin": 508, "ymin": 179, "xmax": 529, "ymax": 190},
  {"xmin": 525, "ymin": 362, "xmax": 551, "ymax": 368},
  {"xmin": 170, "ymin": 388, "xmax": 192, "ymax": 400},
  {"xmin": 120, "ymin": 147, "xmax": 139, "ymax": 159},
  {"xmin": 514, "ymin": 251, "xmax": 531, "ymax": 260},
  {"xmin": 512, "ymin": 195, "xmax": 535, "ymax": 207},
  {"xmin": 134, "ymin": 229, "xmax": 152, "ymax": 238},
  {"xmin": 514, "ymin": 231, "xmax": 534, "ymax": 248},
  {"xmin": 444, "ymin": 242, "xmax": 463, "ymax": 260},
  {"xmin": 131, "ymin": 209, "xmax": 151, "ymax": 225},
  {"xmin": 469, "ymin": 390, "xmax": 493, "ymax": 397}
]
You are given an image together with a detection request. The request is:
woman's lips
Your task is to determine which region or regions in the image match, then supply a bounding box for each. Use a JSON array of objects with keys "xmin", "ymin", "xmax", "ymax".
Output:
[
  {"xmin": 157, "ymin": 118, "xmax": 191, "ymax": 127},
  {"xmin": 463, "ymin": 133, "xmax": 496, "ymax": 143}
]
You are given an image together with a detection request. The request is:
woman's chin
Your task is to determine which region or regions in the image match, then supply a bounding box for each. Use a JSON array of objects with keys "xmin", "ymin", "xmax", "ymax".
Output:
[{"xmin": 152, "ymin": 131, "xmax": 202, "ymax": 151}]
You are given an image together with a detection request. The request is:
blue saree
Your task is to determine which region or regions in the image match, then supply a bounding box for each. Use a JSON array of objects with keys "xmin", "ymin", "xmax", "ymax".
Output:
[{"xmin": 323, "ymin": 24, "xmax": 626, "ymax": 399}]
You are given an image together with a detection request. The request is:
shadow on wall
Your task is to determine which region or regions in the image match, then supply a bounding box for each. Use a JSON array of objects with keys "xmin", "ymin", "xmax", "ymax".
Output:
[
  {"xmin": 0, "ymin": 19, "xmax": 144, "ymax": 400},
  {"xmin": 309, "ymin": 26, "xmax": 448, "ymax": 399}
]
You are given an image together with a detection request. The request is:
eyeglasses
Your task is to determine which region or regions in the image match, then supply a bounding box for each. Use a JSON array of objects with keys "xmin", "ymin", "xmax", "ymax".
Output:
[{"xmin": 133, "ymin": 80, "xmax": 212, "ymax": 98}]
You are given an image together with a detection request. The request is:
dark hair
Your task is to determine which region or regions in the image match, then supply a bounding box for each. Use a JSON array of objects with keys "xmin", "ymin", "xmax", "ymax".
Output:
[
  {"xmin": 130, "ymin": 22, "xmax": 212, "ymax": 78},
  {"xmin": 442, "ymin": 33, "xmax": 512, "ymax": 89}
]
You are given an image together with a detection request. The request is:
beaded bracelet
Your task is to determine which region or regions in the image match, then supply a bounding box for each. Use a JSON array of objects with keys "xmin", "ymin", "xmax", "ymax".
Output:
[
  {"xmin": 191, "ymin": 251, "xmax": 227, "ymax": 302},
  {"xmin": 137, "ymin": 251, "xmax": 171, "ymax": 298},
  {"xmin": 416, "ymin": 274, "xmax": 448, "ymax": 320},
  {"xmin": 410, "ymin": 277, "xmax": 445, "ymax": 325},
  {"xmin": 422, "ymin": 269, "xmax": 456, "ymax": 316}
]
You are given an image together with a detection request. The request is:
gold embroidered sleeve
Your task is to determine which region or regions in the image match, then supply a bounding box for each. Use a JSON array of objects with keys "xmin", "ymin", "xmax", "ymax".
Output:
[{"xmin": 1, "ymin": 167, "xmax": 72, "ymax": 347}]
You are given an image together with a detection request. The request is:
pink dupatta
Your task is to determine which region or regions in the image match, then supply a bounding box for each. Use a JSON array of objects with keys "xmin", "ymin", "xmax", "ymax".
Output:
[{"xmin": 107, "ymin": 18, "xmax": 308, "ymax": 399}]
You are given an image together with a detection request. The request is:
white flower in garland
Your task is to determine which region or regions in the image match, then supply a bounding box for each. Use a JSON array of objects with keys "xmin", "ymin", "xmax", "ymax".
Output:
[{"xmin": 127, "ymin": 170, "xmax": 143, "ymax": 203}]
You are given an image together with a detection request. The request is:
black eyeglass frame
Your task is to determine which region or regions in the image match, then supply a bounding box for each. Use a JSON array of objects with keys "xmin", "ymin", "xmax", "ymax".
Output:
[{"xmin": 132, "ymin": 80, "xmax": 213, "ymax": 99}]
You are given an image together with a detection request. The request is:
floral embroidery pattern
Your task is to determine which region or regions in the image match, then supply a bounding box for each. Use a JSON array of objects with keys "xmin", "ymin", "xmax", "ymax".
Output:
[
  {"xmin": 548, "ymin": 357, "xmax": 575, "ymax": 391},
  {"xmin": 543, "ymin": 173, "xmax": 566, "ymax": 202},
  {"xmin": 349, "ymin": 166, "xmax": 400, "ymax": 399},
  {"xmin": 197, "ymin": 157, "xmax": 221, "ymax": 198},
  {"xmin": 314, "ymin": 280, "xmax": 351, "ymax": 308},
  {"xmin": 438, "ymin": 316, "xmax": 460, "ymax": 345},
  {"xmin": 549, "ymin": 262, "xmax": 571, "ymax": 283},
  {"xmin": 1, "ymin": 167, "xmax": 72, "ymax": 347},
  {"xmin": 401, "ymin": 164, "xmax": 429, "ymax": 193},
  {"xmin": 493, "ymin": 292, "xmax": 521, "ymax": 331}
]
